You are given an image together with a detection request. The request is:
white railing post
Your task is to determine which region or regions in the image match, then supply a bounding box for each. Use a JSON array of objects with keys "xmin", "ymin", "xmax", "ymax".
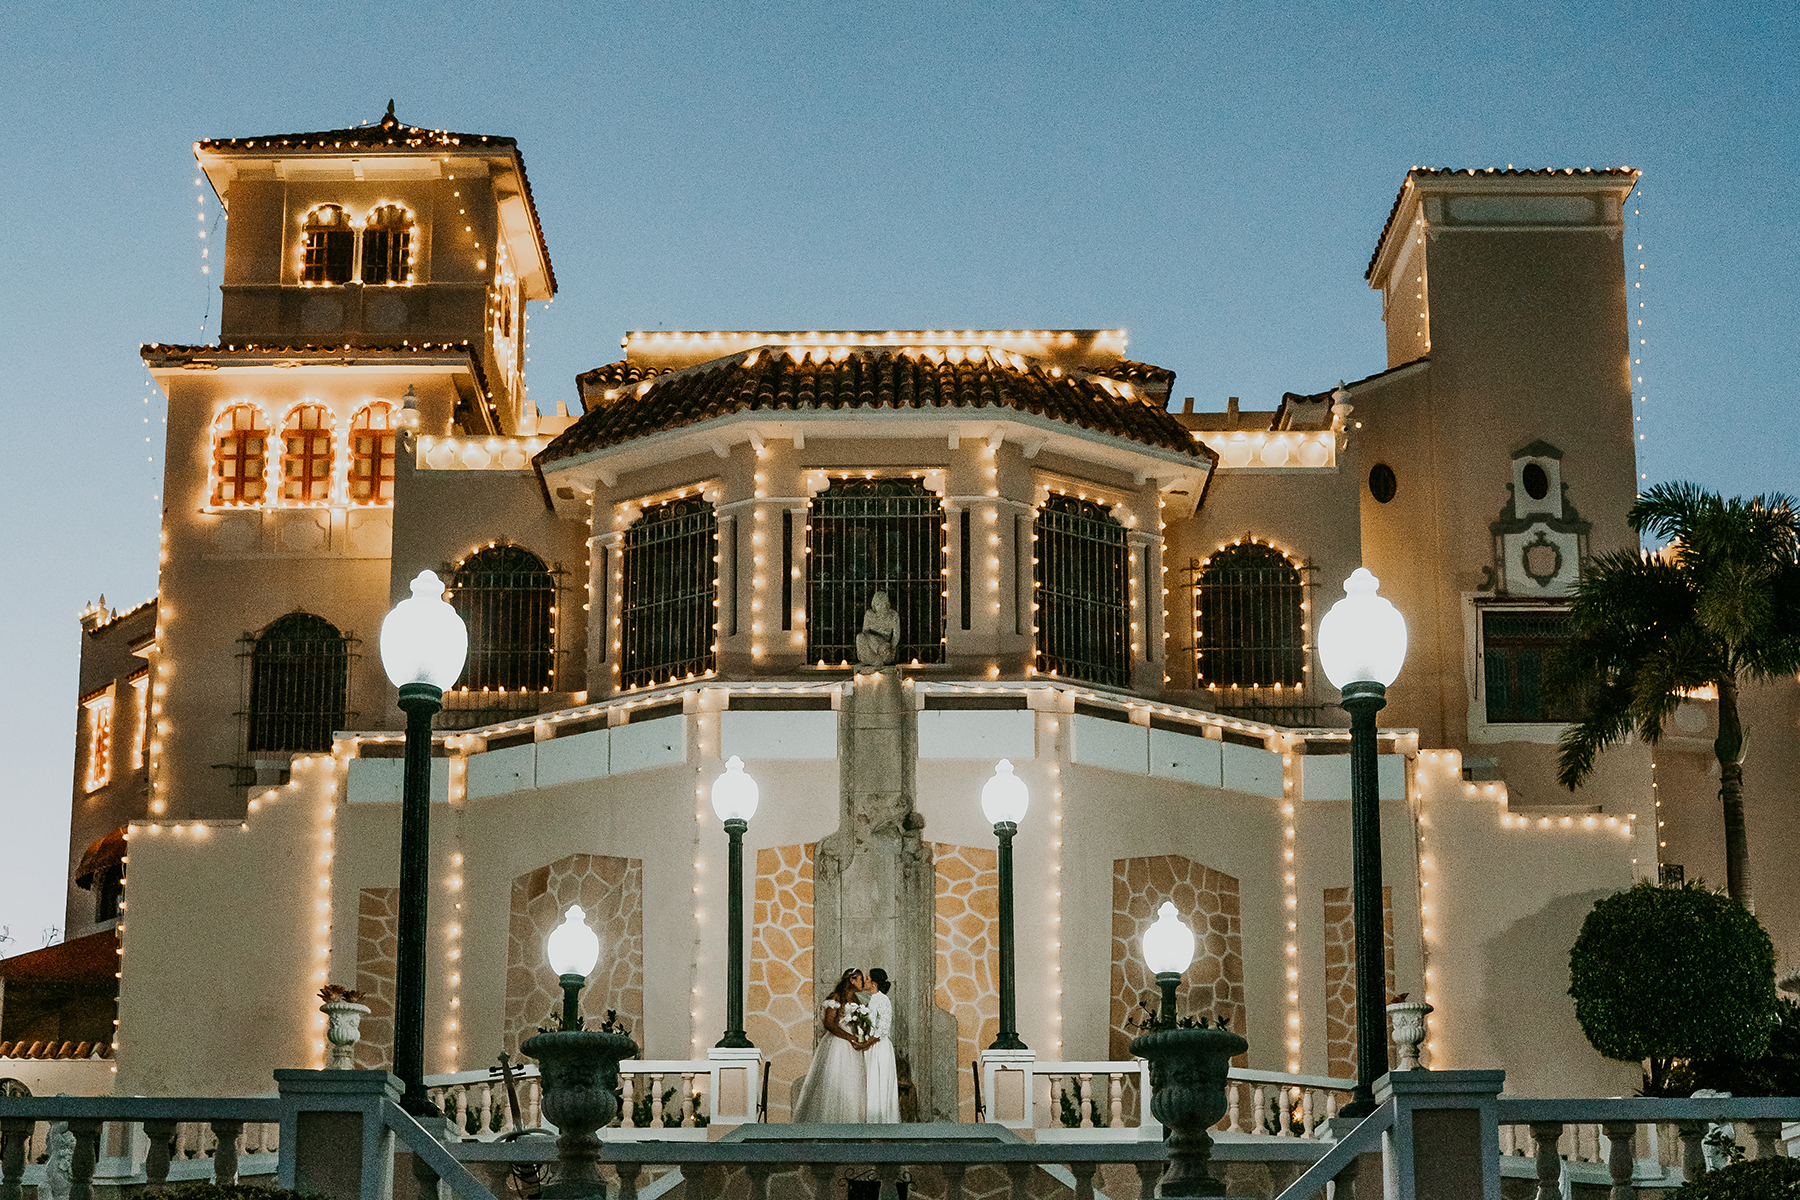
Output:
[
  {"xmin": 275, "ymin": 1068, "xmax": 401, "ymax": 1200},
  {"xmin": 1376, "ymin": 1069, "xmax": 1506, "ymax": 1200},
  {"xmin": 979, "ymin": 1049, "xmax": 1036, "ymax": 1130}
]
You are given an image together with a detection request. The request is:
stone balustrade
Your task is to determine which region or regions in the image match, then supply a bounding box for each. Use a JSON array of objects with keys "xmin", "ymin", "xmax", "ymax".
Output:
[
  {"xmin": 0, "ymin": 1096, "xmax": 281, "ymax": 1200},
  {"xmin": 424, "ymin": 1059, "xmax": 717, "ymax": 1141}
]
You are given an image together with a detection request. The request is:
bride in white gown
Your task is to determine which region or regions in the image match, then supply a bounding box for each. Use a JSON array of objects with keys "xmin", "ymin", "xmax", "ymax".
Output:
[
  {"xmin": 863, "ymin": 967, "xmax": 900, "ymax": 1123},
  {"xmin": 792, "ymin": 968, "xmax": 871, "ymax": 1122}
]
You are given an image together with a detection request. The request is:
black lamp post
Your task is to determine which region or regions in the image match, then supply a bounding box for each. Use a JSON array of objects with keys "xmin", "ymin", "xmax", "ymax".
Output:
[
  {"xmin": 982, "ymin": 759, "xmax": 1029, "ymax": 1051},
  {"xmin": 1317, "ymin": 568, "xmax": 1408, "ymax": 1119},
  {"xmin": 711, "ymin": 756, "xmax": 759, "ymax": 1049},
  {"xmin": 378, "ymin": 570, "xmax": 468, "ymax": 1116}
]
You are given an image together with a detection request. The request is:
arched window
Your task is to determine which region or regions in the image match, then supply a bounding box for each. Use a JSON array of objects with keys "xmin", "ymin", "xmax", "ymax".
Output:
[
  {"xmin": 211, "ymin": 404, "xmax": 268, "ymax": 506},
  {"xmin": 248, "ymin": 613, "xmax": 348, "ymax": 752},
  {"xmin": 1194, "ymin": 541, "xmax": 1307, "ymax": 691},
  {"xmin": 349, "ymin": 403, "xmax": 397, "ymax": 504},
  {"xmin": 806, "ymin": 478, "xmax": 945, "ymax": 665},
  {"xmin": 450, "ymin": 545, "xmax": 556, "ymax": 692},
  {"xmin": 280, "ymin": 405, "xmax": 334, "ymax": 504},
  {"xmin": 1034, "ymin": 495, "xmax": 1128, "ymax": 687},
  {"xmin": 302, "ymin": 205, "xmax": 355, "ymax": 284},
  {"xmin": 621, "ymin": 499, "xmax": 717, "ymax": 688},
  {"xmin": 361, "ymin": 204, "xmax": 414, "ymax": 285}
]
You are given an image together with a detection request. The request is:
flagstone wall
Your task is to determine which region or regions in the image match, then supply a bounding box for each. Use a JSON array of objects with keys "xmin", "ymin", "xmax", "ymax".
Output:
[
  {"xmin": 1322, "ymin": 885, "xmax": 1394, "ymax": 1080},
  {"xmin": 747, "ymin": 843, "xmax": 815, "ymax": 1121},
  {"xmin": 931, "ymin": 842, "xmax": 999, "ymax": 1121},
  {"xmin": 1110, "ymin": 856, "xmax": 1245, "ymax": 1060},
  {"xmin": 503, "ymin": 854, "xmax": 642, "ymax": 1055}
]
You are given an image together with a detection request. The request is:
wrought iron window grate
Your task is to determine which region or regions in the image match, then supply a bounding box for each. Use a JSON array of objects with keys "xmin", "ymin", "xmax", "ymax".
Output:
[
  {"xmin": 246, "ymin": 613, "xmax": 350, "ymax": 752},
  {"xmin": 1483, "ymin": 609, "xmax": 1575, "ymax": 723},
  {"xmin": 1193, "ymin": 543, "xmax": 1309, "ymax": 691},
  {"xmin": 1034, "ymin": 495, "xmax": 1128, "ymax": 687},
  {"xmin": 450, "ymin": 545, "xmax": 557, "ymax": 693},
  {"xmin": 806, "ymin": 478, "xmax": 946, "ymax": 665},
  {"xmin": 622, "ymin": 498, "xmax": 718, "ymax": 688}
]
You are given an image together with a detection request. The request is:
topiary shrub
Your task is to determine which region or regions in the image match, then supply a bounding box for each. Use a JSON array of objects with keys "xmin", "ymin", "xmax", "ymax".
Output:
[
  {"xmin": 1672, "ymin": 1155, "xmax": 1800, "ymax": 1197},
  {"xmin": 1668, "ymin": 996, "xmax": 1800, "ymax": 1097},
  {"xmin": 1568, "ymin": 881, "xmax": 1776, "ymax": 1095}
]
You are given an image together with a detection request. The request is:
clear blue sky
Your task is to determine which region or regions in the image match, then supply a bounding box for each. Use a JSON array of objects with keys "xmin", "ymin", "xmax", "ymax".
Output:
[{"xmin": 1, "ymin": 0, "xmax": 1795, "ymax": 946}]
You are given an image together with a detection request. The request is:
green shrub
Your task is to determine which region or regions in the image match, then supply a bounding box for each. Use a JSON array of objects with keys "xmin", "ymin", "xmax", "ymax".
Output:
[
  {"xmin": 1669, "ymin": 997, "xmax": 1800, "ymax": 1097},
  {"xmin": 1672, "ymin": 1156, "xmax": 1800, "ymax": 1198},
  {"xmin": 157, "ymin": 1186, "xmax": 331, "ymax": 1200},
  {"xmin": 1568, "ymin": 881, "xmax": 1777, "ymax": 1095}
]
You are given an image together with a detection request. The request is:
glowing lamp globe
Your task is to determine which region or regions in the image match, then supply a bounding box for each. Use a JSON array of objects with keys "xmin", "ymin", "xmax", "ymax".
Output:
[
  {"xmin": 379, "ymin": 571, "xmax": 469, "ymax": 690},
  {"xmin": 546, "ymin": 905, "xmax": 601, "ymax": 979},
  {"xmin": 711, "ymin": 756, "xmax": 760, "ymax": 823},
  {"xmin": 981, "ymin": 759, "xmax": 1030, "ymax": 826},
  {"xmin": 1317, "ymin": 568, "xmax": 1408, "ymax": 690},
  {"xmin": 1143, "ymin": 901, "xmax": 1197, "ymax": 976}
]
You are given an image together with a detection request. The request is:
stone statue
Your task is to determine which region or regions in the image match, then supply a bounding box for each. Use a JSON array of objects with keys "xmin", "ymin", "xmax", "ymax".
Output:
[
  {"xmin": 45, "ymin": 1120, "xmax": 75, "ymax": 1200},
  {"xmin": 855, "ymin": 590, "xmax": 900, "ymax": 670}
]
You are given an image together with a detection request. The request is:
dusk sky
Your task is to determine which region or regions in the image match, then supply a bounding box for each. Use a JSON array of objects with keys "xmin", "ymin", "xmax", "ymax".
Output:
[{"xmin": 1, "ymin": 0, "xmax": 1795, "ymax": 946}]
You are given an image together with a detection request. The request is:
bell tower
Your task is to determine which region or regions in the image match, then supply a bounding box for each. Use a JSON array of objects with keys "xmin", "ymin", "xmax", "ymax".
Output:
[{"xmin": 195, "ymin": 102, "xmax": 555, "ymax": 435}]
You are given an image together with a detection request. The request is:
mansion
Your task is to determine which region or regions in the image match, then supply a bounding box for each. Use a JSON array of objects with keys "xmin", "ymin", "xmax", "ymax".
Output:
[{"xmin": 10, "ymin": 107, "xmax": 1798, "ymax": 1119}]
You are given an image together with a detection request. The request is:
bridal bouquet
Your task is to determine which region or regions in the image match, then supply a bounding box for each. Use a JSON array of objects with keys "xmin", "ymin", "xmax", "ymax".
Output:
[{"xmin": 844, "ymin": 1001, "xmax": 873, "ymax": 1040}]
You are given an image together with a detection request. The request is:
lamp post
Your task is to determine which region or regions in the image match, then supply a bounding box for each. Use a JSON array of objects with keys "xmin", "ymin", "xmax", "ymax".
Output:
[
  {"xmin": 711, "ymin": 755, "xmax": 759, "ymax": 1049},
  {"xmin": 378, "ymin": 569, "xmax": 468, "ymax": 1116},
  {"xmin": 524, "ymin": 907, "xmax": 637, "ymax": 1198},
  {"xmin": 1317, "ymin": 567, "xmax": 1408, "ymax": 1119},
  {"xmin": 982, "ymin": 759, "xmax": 1029, "ymax": 1051},
  {"xmin": 1143, "ymin": 901, "xmax": 1197, "ymax": 1025},
  {"xmin": 1129, "ymin": 902, "xmax": 1246, "ymax": 1197},
  {"xmin": 547, "ymin": 905, "xmax": 602, "ymax": 1031}
]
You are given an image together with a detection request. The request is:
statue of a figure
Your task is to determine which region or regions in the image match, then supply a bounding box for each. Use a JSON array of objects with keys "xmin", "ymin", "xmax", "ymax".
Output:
[
  {"xmin": 45, "ymin": 1120, "xmax": 75, "ymax": 1200},
  {"xmin": 855, "ymin": 590, "xmax": 901, "ymax": 670}
]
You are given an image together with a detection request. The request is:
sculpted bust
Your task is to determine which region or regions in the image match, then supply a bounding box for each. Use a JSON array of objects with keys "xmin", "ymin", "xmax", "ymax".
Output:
[{"xmin": 855, "ymin": 590, "xmax": 901, "ymax": 669}]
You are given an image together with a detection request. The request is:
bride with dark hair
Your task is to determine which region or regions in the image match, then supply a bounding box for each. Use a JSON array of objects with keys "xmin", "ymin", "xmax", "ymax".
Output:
[{"xmin": 792, "ymin": 968, "xmax": 873, "ymax": 1122}]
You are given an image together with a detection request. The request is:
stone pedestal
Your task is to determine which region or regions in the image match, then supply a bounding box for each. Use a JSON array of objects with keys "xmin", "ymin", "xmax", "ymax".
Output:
[
  {"xmin": 707, "ymin": 1045, "xmax": 764, "ymax": 1125},
  {"xmin": 814, "ymin": 670, "xmax": 959, "ymax": 1121}
]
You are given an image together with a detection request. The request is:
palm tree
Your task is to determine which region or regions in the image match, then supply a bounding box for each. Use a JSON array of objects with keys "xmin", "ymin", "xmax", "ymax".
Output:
[{"xmin": 1554, "ymin": 483, "xmax": 1800, "ymax": 912}]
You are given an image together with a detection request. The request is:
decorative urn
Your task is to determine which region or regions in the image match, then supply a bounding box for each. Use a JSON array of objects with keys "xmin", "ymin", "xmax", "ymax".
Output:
[
  {"xmin": 318, "ymin": 986, "xmax": 371, "ymax": 1071},
  {"xmin": 1129, "ymin": 1023, "xmax": 1250, "ymax": 1197},
  {"xmin": 522, "ymin": 1029, "xmax": 640, "ymax": 1197},
  {"xmin": 1386, "ymin": 1000, "xmax": 1434, "ymax": 1071}
]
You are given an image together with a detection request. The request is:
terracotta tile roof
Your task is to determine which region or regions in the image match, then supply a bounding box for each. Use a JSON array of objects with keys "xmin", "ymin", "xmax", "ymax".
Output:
[
  {"xmin": 0, "ymin": 929, "xmax": 118, "ymax": 983},
  {"xmin": 1091, "ymin": 359, "xmax": 1176, "ymax": 389},
  {"xmin": 0, "ymin": 1039, "xmax": 114, "ymax": 1061},
  {"xmin": 574, "ymin": 360, "xmax": 671, "ymax": 395},
  {"xmin": 540, "ymin": 346, "xmax": 1202, "ymax": 466},
  {"xmin": 1366, "ymin": 166, "xmax": 1640, "ymax": 281},
  {"xmin": 195, "ymin": 103, "xmax": 555, "ymax": 295}
]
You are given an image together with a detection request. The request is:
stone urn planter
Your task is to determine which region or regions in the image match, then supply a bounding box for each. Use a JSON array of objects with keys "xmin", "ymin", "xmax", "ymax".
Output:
[
  {"xmin": 320, "ymin": 996, "xmax": 372, "ymax": 1070},
  {"xmin": 522, "ymin": 1030, "xmax": 639, "ymax": 1198},
  {"xmin": 1129, "ymin": 1024, "xmax": 1250, "ymax": 1197},
  {"xmin": 1385, "ymin": 1000, "xmax": 1433, "ymax": 1071}
]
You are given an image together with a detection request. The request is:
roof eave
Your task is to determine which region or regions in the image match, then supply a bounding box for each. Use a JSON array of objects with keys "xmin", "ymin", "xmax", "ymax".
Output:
[{"xmin": 537, "ymin": 408, "xmax": 1211, "ymax": 519}]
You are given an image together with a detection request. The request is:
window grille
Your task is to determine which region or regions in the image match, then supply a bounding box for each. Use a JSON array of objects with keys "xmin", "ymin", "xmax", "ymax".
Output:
[
  {"xmin": 622, "ymin": 499, "xmax": 717, "ymax": 688},
  {"xmin": 83, "ymin": 693, "xmax": 113, "ymax": 792},
  {"xmin": 302, "ymin": 205, "xmax": 354, "ymax": 284},
  {"xmin": 449, "ymin": 545, "xmax": 556, "ymax": 693},
  {"xmin": 361, "ymin": 204, "xmax": 413, "ymax": 285},
  {"xmin": 1194, "ymin": 542, "xmax": 1308, "ymax": 690},
  {"xmin": 248, "ymin": 613, "xmax": 349, "ymax": 752},
  {"xmin": 212, "ymin": 405, "xmax": 268, "ymax": 505},
  {"xmin": 806, "ymin": 478, "xmax": 946, "ymax": 665},
  {"xmin": 1483, "ymin": 610, "xmax": 1575, "ymax": 723},
  {"xmin": 1034, "ymin": 495, "xmax": 1128, "ymax": 687},
  {"xmin": 280, "ymin": 405, "xmax": 334, "ymax": 504},
  {"xmin": 349, "ymin": 403, "xmax": 397, "ymax": 503}
]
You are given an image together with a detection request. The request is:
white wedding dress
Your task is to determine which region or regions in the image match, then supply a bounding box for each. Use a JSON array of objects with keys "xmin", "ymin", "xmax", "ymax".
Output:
[
  {"xmin": 864, "ymin": 990, "xmax": 900, "ymax": 1123},
  {"xmin": 792, "ymin": 999, "xmax": 867, "ymax": 1123}
]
